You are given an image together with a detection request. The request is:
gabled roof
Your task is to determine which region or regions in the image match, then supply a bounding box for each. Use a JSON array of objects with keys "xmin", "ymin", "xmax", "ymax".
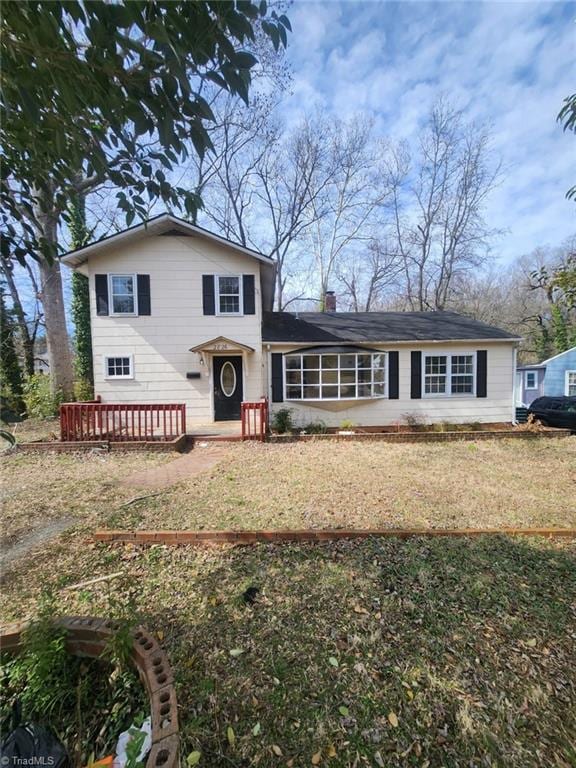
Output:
[
  {"xmin": 262, "ymin": 311, "xmax": 520, "ymax": 343},
  {"xmin": 540, "ymin": 346, "xmax": 576, "ymax": 365},
  {"xmin": 60, "ymin": 213, "xmax": 274, "ymax": 269}
]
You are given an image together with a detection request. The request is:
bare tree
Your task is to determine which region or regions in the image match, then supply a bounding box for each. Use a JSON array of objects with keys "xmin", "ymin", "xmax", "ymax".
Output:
[
  {"xmin": 381, "ymin": 99, "xmax": 502, "ymax": 311},
  {"xmin": 0, "ymin": 256, "xmax": 43, "ymax": 376},
  {"xmin": 337, "ymin": 239, "xmax": 403, "ymax": 311},
  {"xmin": 302, "ymin": 115, "xmax": 388, "ymax": 308}
]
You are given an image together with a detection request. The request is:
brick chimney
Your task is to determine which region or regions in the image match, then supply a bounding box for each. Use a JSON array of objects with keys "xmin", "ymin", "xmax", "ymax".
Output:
[{"xmin": 324, "ymin": 290, "xmax": 336, "ymax": 312}]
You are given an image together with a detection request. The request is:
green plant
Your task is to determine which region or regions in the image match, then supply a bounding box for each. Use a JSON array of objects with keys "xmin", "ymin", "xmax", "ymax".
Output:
[
  {"xmin": 271, "ymin": 408, "xmax": 294, "ymax": 434},
  {"xmin": 339, "ymin": 419, "xmax": 355, "ymax": 430},
  {"xmin": 0, "ymin": 287, "xmax": 24, "ymax": 416},
  {"xmin": 22, "ymin": 373, "xmax": 63, "ymax": 418},
  {"xmin": 74, "ymin": 378, "xmax": 95, "ymax": 402},
  {"xmin": 1, "ymin": 589, "xmax": 147, "ymax": 765},
  {"xmin": 301, "ymin": 420, "xmax": 327, "ymax": 434},
  {"xmin": 70, "ymin": 197, "xmax": 94, "ymax": 388}
]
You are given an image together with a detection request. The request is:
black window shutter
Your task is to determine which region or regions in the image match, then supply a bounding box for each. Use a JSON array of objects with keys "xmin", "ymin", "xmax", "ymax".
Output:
[
  {"xmin": 202, "ymin": 275, "xmax": 215, "ymax": 315},
  {"xmin": 137, "ymin": 274, "xmax": 151, "ymax": 315},
  {"xmin": 476, "ymin": 350, "xmax": 487, "ymax": 397},
  {"xmin": 388, "ymin": 351, "xmax": 399, "ymax": 399},
  {"xmin": 271, "ymin": 353, "xmax": 284, "ymax": 403},
  {"xmin": 95, "ymin": 274, "xmax": 109, "ymax": 316},
  {"xmin": 410, "ymin": 351, "xmax": 422, "ymax": 399},
  {"xmin": 243, "ymin": 274, "xmax": 255, "ymax": 314}
]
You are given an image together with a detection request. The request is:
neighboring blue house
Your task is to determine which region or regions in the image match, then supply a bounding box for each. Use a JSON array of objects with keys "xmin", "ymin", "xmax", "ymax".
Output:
[{"xmin": 516, "ymin": 346, "xmax": 576, "ymax": 407}]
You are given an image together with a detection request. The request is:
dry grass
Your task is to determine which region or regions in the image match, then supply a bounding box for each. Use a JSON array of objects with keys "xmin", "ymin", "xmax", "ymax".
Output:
[
  {"xmin": 5, "ymin": 417, "xmax": 61, "ymax": 443},
  {"xmin": 0, "ymin": 450, "xmax": 172, "ymax": 547},
  {"xmin": 2, "ymin": 438, "xmax": 575, "ymax": 766},
  {"xmin": 1, "ymin": 534, "xmax": 575, "ymax": 767},
  {"xmin": 127, "ymin": 438, "xmax": 576, "ymax": 531},
  {"xmin": 1, "ymin": 439, "xmax": 575, "ymax": 553}
]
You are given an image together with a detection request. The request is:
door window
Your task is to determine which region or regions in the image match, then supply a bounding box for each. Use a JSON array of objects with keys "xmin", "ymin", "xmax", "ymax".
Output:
[{"xmin": 220, "ymin": 361, "xmax": 237, "ymax": 397}]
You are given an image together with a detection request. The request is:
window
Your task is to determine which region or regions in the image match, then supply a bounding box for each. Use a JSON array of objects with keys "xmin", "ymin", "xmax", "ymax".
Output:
[
  {"xmin": 104, "ymin": 356, "xmax": 133, "ymax": 379},
  {"xmin": 109, "ymin": 274, "xmax": 137, "ymax": 315},
  {"xmin": 525, "ymin": 371, "xmax": 537, "ymax": 389},
  {"xmin": 216, "ymin": 276, "xmax": 242, "ymax": 315},
  {"xmin": 566, "ymin": 371, "xmax": 576, "ymax": 397},
  {"xmin": 424, "ymin": 353, "xmax": 474, "ymax": 396},
  {"xmin": 284, "ymin": 352, "xmax": 387, "ymax": 401}
]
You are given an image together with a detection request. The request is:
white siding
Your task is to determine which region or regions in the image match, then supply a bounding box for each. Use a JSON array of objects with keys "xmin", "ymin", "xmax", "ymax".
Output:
[
  {"xmin": 86, "ymin": 234, "xmax": 266, "ymax": 426},
  {"xmin": 268, "ymin": 342, "xmax": 516, "ymax": 427}
]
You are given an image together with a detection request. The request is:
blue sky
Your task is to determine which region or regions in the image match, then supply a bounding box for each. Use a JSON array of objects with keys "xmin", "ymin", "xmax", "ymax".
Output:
[{"xmin": 282, "ymin": 0, "xmax": 575, "ymax": 263}]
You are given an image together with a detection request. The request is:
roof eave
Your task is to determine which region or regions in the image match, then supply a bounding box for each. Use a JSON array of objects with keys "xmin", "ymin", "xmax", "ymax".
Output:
[
  {"xmin": 60, "ymin": 213, "xmax": 274, "ymax": 268},
  {"xmin": 263, "ymin": 337, "xmax": 522, "ymax": 345}
]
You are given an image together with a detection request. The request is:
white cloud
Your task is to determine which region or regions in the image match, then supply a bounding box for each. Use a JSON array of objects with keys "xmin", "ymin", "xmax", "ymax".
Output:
[{"xmin": 283, "ymin": 0, "xmax": 575, "ymax": 261}]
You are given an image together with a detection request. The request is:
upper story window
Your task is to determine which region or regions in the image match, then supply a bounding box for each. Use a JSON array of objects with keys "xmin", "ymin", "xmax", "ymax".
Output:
[
  {"xmin": 109, "ymin": 274, "xmax": 137, "ymax": 315},
  {"xmin": 216, "ymin": 276, "xmax": 242, "ymax": 315},
  {"xmin": 566, "ymin": 371, "xmax": 576, "ymax": 396},
  {"xmin": 424, "ymin": 353, "xmax": 474, "ymax": 396},
  {"xmin": 284, "ymin": 352, "xmax": 387, "ymax": 401},
  {"xmin": 525, "ymin": 370, "xmax": 537, "ymax": 389}
]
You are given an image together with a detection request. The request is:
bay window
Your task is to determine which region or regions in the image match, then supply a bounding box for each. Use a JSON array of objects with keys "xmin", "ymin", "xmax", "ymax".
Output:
[
  {"xmin": 284, "ymin": 351, "xmax": 387, "ymax": 401},
  {"xmin": 424, "ymin": 353, "xmax": 475, "ymax": 396}
]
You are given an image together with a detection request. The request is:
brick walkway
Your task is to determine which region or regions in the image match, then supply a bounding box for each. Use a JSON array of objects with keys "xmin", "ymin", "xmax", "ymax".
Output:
[{"xmin": 119, "ymin": 445, "xmax": 229, "ymax": 489}]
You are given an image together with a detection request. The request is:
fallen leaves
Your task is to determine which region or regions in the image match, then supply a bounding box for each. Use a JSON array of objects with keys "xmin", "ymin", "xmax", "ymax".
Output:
[{"xmin": 387, "ymin": 711, "xmax": 399, "ymax": 728}]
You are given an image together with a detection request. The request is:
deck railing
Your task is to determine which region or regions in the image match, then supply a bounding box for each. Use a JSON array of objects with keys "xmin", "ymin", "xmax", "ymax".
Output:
[
  {"xmin": 60, "ymin": 402, "xmax": 186, "ymax": 442},
  {"xmin": 241, "ymin": 399, "xmax": 269, "ymax": 441}
]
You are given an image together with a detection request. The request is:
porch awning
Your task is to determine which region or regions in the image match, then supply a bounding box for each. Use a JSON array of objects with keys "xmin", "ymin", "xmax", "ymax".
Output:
[{"xmin": 189, "ymin": 336, "xmax": 255, "ymax": 354}]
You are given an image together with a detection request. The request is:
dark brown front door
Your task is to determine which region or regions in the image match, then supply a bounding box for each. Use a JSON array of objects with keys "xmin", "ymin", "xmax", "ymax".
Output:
[{"xmin": 213, "ymin": 356, "xmax": 243, "ymax": 421}]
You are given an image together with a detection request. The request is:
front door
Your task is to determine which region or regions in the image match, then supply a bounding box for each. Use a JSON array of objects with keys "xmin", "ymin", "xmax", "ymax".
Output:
[{"xmin": 213, "ymin": 356, "xmax": 243, "ymax": 421}]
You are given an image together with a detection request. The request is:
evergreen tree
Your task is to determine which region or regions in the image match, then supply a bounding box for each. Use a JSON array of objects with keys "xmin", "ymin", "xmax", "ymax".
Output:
[
  {"xmin": 0, "ymin": 286, "xmax": 25, "ymax": 418},
  {"xmin": 69, "ymin": 197, "xmax": 93, "ymax": 393}
]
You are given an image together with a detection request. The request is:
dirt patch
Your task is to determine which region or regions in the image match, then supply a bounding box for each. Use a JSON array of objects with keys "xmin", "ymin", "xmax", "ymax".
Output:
[{"xmin": 0, "ymin": 517, "xmax": 77, "ymax": 571}]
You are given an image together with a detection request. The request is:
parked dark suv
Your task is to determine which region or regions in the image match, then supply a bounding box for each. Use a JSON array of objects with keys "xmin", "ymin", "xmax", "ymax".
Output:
[{"xmin": 527, "ymin": 396, "xmax": 576, "ymax": 430}]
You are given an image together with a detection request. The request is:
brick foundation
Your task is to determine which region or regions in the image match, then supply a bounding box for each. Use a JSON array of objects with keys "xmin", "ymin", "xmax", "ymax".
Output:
[
  {"xmin": 0, "ymin": 616, "xmax": 179, "ymax": 768},
  {"xmin": 15, "ymin": 434, "xmax": 187, "ymax": 454}
]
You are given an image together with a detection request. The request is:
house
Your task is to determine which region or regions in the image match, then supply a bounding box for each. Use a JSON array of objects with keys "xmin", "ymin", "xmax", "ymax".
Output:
[
  {"xmin": 61, "ymin": 213, "xmax": 521, "ymax": 430},
  {"xmin": 516, "ymin": 347, "xmax": 576, "ymax": 407}
]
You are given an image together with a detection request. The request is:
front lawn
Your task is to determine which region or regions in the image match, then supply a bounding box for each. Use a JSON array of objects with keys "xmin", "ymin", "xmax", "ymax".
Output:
[
  {"xmin": 1, "ymin": 437, "xmax": 575, "ymax": 766},
  {"xmin": 1, "ymin": 439, "xmax": 574, "ymax": 552},
  {"xmin": 1, "ymin": 535, "xmax": 575, "ymax": 767}
]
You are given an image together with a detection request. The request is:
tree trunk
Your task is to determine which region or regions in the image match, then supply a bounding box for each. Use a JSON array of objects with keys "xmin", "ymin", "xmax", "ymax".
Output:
[
  {"xmin": 0, "ymin": 257, "xmax": 35, "ymax": 376},
  {"xmin": 36, "ymin": 205, "xmax": 74, "ymax": 399}
]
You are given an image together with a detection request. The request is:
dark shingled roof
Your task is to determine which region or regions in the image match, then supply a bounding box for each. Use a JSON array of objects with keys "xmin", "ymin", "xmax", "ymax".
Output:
[{"xmin": 262, "ymin": 311, "xmax": 519, "ymax": 343}]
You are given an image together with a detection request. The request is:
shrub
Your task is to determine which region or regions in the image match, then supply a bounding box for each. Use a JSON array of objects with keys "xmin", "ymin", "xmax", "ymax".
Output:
[
  {"xmin": 339, "ymin": 419, "xmax": 355, "ymax": 430},
  {"xmin": 271, "ymin": 407, "xmax": 293, "ymax": 434},
  {"xmin": 402, "ymin": 412, "xmax": 426, "ymax": 430},
  {"xmin": 302, "ymin": 420, "xmax": 327, "ymax": 434},
  {"xmin": 22, "ymin": 373, "xmax": 63, "ymax": 418},
  {"xmin": 74, "ymin": 378, "xmax": 94, "ymax": 402}
]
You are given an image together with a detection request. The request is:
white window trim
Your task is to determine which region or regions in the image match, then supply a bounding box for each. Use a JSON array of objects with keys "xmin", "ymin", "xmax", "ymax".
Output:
[
  {"xmin": 103, "ymin": 354, "xmax": 134, "ymax": 380},
  {"xmin": 109, "ymin": 274, "xmax": 138, "ymax": 317},
  {"xmin": 283, "ymin": 352, "xmax": 388, "ymax": 402},
  {"xmin": 524, "ymin": 370, "xmax": 537, "ymax": 389},
  {"xmin": 565, "ymin": 370, "xmax": 576, "ymax": 396},
  {"xmin": 215, "ymin": 275, "xmax": 243, "ymax": 316},
  {"xmin": 422, "ymin": 352, "xmax": 476, "ymax": 398}
]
